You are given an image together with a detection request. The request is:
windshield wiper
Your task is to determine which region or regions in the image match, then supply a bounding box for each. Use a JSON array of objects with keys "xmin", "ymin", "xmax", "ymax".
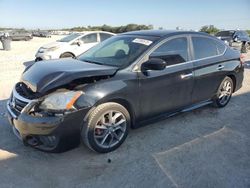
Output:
[{"xmin": 80, "ymin": 59, "xmax": 105, "ymax": 65}]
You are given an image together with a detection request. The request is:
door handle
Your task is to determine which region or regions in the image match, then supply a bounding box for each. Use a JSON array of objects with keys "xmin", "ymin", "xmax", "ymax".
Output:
[
  {"xmin": 217, "ymin": 65, "xmax": 225, "ymax": 70},
  {"xmin": 181, "ymin": 73, "xmax": 193, "ymax": 79}
]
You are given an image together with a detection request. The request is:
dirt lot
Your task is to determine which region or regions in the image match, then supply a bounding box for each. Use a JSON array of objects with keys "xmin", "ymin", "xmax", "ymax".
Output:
[{"xmin": 0, "ymin": 37, "xmax": 250, "ymax": 188}]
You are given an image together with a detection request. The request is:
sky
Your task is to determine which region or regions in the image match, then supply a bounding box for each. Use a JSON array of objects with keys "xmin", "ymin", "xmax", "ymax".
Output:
[{"xmin": 0, "ymin": 0, "xmax": 249, "ymax": 30}]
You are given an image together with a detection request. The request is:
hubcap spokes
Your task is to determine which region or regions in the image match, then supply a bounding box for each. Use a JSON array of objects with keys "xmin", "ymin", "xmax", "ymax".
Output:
[
  {"xmin": 94, "ymin": 111, "xmax": 126, "ymax": 148},
  {"xmin": 218, "ymin": 80, "xmax": 232, "ymax": 105}
]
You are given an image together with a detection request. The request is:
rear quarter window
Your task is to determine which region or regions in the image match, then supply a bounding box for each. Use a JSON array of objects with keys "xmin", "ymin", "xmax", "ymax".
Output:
[{"xmin": 192, "ymin": 37, "xmax": 226, "ymax": 60}]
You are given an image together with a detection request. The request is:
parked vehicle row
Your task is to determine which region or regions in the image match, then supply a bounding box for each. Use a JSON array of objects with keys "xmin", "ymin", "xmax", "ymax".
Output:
[
  {"xmin": 9, "ymin": 31, "xmax": 33, "ymax": 41},
  {"xmin": 7, "ymin": 30, "xmax": 244, "ymax": 153},
  {"xmin": 32, "ymin": 31, "xmax": 51, "ymax": 38},
  {"xmin": 0, "ymin": 30, "xmax": 52, "ymax": 42}
]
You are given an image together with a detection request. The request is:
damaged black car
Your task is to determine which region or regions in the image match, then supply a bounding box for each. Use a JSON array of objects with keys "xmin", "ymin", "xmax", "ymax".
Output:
[{"xmin": 7, "ymin": 30, "xmax": 244, "ymax": 153}]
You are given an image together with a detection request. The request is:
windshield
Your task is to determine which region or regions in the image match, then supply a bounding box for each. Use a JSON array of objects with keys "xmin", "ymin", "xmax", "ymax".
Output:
[
  {"xmin": 78, "ymin": 35, "xmax": 157, "ymax": 67},
  {"xmin": 216, "ymin": 31, "xmax": 235, "ymax": 37},
  {"xmin": 58, "ymin": 33, "xmax": 81, "ymax": 42}
]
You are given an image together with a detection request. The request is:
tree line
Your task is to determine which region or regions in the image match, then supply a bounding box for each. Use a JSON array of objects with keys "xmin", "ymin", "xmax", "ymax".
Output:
[
  {"xmin": 63, "ymin": 24, "xmax": 154, "ymax": 33},
  {"xmin": 1, "ymin": 24, "xmax": 249, "ymax": 35}
]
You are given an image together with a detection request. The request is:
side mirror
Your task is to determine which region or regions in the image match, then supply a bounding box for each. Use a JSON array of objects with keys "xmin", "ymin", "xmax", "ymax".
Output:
[
  {"xmin": 75, "ymin": 40, "xmax": 83, "ymax": 46},
  {"xmin": 142, "ymin": 58, "xmax": 167, "ymax": 71}
]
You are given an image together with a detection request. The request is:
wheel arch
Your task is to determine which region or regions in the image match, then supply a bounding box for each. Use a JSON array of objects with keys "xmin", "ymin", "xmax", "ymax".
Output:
[
  {"xmin": 84, "ymin": 98, "xmax": 136, "ymax": 129},
  {"xmin": 107, "ymin": 98, "xmax": 136, "ymax": 128},
  {"xmin": 60, "ymin": 51, "xmax": 76, "ymax": 58},
  {"xmin": 226, "ymin": 74, "xmax": 236, "ymax": 92}
]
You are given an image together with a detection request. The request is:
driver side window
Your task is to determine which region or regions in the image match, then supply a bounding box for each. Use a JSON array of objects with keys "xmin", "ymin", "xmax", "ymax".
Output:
[
  {"xmin": 80, "ymin": 34, "xmax": 97, "ymax": 44},
  {"xmin": 150, "ymin": 37, "xmax": 188, "ymax": 66}
]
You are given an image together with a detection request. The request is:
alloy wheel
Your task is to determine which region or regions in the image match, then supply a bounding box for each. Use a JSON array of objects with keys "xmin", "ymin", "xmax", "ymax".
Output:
[
  {"xmin": 93, "ymin": 110, "xmax": 127, "ymax": 149},
  {"xmin": 218, "ymin": 80, "xmax": 232, "ymax": 106}
]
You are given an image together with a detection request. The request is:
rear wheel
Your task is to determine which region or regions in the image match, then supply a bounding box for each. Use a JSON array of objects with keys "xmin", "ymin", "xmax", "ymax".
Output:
[
  {"xmin": 213, "ymin": 76, "xmax": 233, "ymax": 108},
  {"xmin": 60, "ymin": 52, "xmax": 75, "ymax": 59},
  {"xmin": 82, "ymin": 102, "xmax": 130, "ymax": 153}
]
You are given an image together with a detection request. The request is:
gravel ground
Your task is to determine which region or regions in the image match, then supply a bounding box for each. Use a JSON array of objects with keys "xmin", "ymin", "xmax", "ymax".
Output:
[
  {"xmin": 0, "ymin": 38, "xmax": 250, "ymax": 188},
  {"xmin": 0, "ymin": 36, "xmax": 63, "ymax": 99}
]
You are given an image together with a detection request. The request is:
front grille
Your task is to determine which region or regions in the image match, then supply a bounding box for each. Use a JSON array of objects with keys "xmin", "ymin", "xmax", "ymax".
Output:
[
  {"xmin": 9, "ymin": 83, "xmax": 33, "ymax": 115},
  {"xmin": 15, "ymin": 82, "xmax": 37, "ymax": 100},
  {"xmin": 13, "ymin": 97, "xmax": 29, "ymax": 113}
]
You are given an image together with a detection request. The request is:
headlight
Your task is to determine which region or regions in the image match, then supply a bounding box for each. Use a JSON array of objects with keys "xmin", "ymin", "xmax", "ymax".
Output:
[
  {"xmin": 40, "ymin": 91, "xmax": 83, "ymax": 111},
  {"xmin": 38, "ymin": 47, "xmax": 46, "ymax": 53},
  {"xmin": 48, "ymin": 46, "xmax": 60, "ymax": 51}
]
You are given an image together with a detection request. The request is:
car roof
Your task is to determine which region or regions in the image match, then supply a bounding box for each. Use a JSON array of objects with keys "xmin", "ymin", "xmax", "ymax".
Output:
[
  {"xmin": 122, "ymin": 30, "xmax": 210, "ymax": 38},
  {"xmin": 74, "ymin": 31, "xmax": 115, "ymax": 35}
]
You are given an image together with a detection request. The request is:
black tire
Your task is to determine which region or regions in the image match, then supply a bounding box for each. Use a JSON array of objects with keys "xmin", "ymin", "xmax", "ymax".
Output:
[
  {"xmin": 35, "ymin": 57, "xmax": 43, "ymax": 62},
  {"xmin": 82, "ymin": 102, "xmax": 130, "ymax": 153},
  {"xmin": 213, "ymin": 76, "xmax": 234, "ymax": 108},
  {"xmin": 60, "ymin": 52, "xmax": 75, "ymax": 59}
]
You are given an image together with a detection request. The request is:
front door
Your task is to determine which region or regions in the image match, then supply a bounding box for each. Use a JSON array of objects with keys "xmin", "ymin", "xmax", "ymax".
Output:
[
  {"xmin": 74, "ymin": 33, "xmax": 99, "ymax": 56},
  {"xmin": 138, "ymin": 36, "xmax": 194, "ymax": 121}
]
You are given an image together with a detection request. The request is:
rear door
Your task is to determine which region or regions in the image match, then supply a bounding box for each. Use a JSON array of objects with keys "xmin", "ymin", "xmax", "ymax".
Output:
[
  {"xmin": 138, "ymin": 36, "xmax": 194, "ymax": 120},
  {"xmin": 191, "ymin": 36, "xmax": 227, "ymax": 103}
]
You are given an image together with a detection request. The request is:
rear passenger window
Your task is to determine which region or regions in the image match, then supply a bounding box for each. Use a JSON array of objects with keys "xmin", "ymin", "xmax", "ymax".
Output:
[
  {"xmin": 192, "ymin": 37, "xmax": 225, "ymax": 60},
  {"xmin": 150, "ymin": 37, "xmax": 188, "ymax": 66}
]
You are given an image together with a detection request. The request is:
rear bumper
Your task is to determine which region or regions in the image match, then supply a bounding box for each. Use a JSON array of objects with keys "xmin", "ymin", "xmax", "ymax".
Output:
[{"xmin": 7, "ymin": 100, "xmax": 90, "ymax": 152}]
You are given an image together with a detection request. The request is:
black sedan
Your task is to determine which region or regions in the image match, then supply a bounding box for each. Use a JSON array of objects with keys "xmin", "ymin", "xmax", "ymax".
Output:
[
  {"xmin": 215, "ymin": 30, "xmax": 250, "ymax": 53},
  {"xmin": 7, "ymin": 30, "xmax": 244, "ymax": 153}
]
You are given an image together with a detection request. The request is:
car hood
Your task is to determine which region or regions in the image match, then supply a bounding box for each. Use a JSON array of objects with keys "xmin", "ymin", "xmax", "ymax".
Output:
[
  {"xmin": 21, "ymin": 58, "xmax": 118, "ymax": 94},
  {"xmin": 41, "ymin": 41, "xmax": 64, "ymax": 49}
]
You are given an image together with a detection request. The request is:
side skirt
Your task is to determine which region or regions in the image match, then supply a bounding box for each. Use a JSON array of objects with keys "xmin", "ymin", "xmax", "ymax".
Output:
[{"xmin": 135, "ymin": 100, "xmax": 213, "ymax": 128}]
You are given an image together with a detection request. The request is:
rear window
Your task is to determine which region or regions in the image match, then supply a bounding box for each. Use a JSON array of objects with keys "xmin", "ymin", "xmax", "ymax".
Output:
[
  {"xmin": 215, "ymin": 31, "xmax": 235, "ymax": 37},
  {"xmin": 192, "ymin": 37, "xmax": 226, "ymax": 60}
]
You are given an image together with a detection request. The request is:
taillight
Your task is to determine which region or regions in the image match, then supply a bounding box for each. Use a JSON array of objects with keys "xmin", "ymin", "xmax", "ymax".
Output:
[{"xmin": 240, "ymin": 54, "xmax": 245, "ymax": 65}]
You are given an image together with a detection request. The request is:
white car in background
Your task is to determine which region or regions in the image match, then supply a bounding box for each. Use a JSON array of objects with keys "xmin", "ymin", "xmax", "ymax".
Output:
[{"xmin": 35, "ymin": 31, "xmax": 115, "ymax": 61}]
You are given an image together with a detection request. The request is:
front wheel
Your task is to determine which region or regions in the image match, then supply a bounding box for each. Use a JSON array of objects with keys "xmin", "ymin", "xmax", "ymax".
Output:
[
  {"xmin": 82, "ymin": 102, "xmax": 130, "ymax": 153},
  {"xmin": 213, "ymin": 76, "xmax": 234, "ymax": 108},
  {"xmin": 60, "ymin": 52, "xmax": 75, "ymax": 59}
]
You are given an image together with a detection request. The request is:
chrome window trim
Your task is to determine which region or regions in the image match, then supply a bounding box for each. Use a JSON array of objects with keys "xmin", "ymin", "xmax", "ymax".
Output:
[
  {"xmin": 132, "ymin": 34, "xmax": 227, "ymax": 72},
  {"xmin": 190, "ymin": 34, "xmax": 227, "ymax": 62}
]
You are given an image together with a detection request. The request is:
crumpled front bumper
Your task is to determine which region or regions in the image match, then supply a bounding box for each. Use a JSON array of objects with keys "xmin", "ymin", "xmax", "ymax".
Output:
[{"xmin": 6, "ymin": 100, "xmax": 90, "ymax": 152}]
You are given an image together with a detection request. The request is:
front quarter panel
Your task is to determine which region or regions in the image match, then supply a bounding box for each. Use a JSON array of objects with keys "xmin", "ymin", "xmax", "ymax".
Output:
[{"xmin": 75, "ymin": 71, "xmax": 140, "ymax": 120}]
